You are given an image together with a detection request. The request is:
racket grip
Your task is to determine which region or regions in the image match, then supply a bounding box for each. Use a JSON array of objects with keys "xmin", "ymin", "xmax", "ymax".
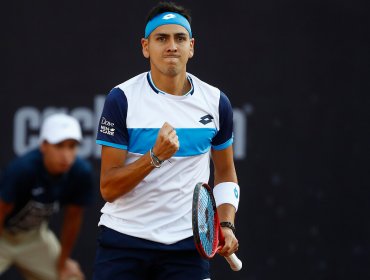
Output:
[{"xmin": 225, "ymin": 253, "xmax": 243, "ymax": 271}]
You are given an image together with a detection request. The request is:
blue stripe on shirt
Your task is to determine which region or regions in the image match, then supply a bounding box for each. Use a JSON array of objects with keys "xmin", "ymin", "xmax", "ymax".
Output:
[
  {"xmin": 212, "ymin": 137, "xmax": 233, "ymax": 150},
  {"xmin": 96, "ymin": 140, "xmax": 128, "ymax": 150},
  {"xmin": 128, "ymin": 128, "xmax": 217, "ymax": 156}
]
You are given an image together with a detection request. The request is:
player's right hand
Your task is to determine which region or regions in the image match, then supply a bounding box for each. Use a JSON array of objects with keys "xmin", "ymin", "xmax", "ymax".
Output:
[
  {"xmin": 218, "ymin": 227, "xmax": 239, "ymax": 257},
  {"xmin": 152, "ymin": 122, "xmax": 180, "ymax": 161},
  {"xmin": 59, "ymin": 258, "xmax": 85, "ymax": 280}
]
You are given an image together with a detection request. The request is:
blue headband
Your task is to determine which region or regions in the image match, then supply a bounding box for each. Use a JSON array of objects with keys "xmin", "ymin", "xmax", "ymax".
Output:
[{"xmin": 144, "ymin": 12, "xmax": 192, "ymax": 38}]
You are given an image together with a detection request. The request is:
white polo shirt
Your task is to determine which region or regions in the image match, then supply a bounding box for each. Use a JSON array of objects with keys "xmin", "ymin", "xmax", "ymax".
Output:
[{"xmin": 96, "ymin": 71, "xmax": 234, "ymax": 244}]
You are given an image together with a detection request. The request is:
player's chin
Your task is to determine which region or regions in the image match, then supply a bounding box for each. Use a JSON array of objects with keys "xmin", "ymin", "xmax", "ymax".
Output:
[
  {"xmin": 56, "ymin": 163, "xmax": 72, "ymax": 174},
  {"xmin": 165, "ymin": 68, "xmax": 179, "ymax": 76}
]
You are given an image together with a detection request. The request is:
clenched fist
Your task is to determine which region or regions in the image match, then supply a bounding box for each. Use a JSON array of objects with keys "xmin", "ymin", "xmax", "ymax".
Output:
[{"xmin": 152, "ymin": 122, "xmax": 180, "ymax": 161}]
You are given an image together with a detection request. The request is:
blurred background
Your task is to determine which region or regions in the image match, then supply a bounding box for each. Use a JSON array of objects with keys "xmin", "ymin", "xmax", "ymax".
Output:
[{"xmin": 1, "ymin": 0, "xmax": 369, "ymax": 279}]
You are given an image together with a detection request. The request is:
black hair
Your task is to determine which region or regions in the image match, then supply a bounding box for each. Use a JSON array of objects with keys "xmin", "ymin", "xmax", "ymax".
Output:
[{"xmin": 145, "ymin": 1, "xmax": 192, "ymax": 24}]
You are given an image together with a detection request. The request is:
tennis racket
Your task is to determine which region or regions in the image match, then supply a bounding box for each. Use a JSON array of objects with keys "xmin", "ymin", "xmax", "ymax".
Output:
[{"xmin": 192, "ymin": 182, "xmax": 243, "ymax": 271}]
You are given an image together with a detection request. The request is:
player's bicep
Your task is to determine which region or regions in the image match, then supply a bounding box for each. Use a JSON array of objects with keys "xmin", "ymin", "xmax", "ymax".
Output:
[
  {"xmin": 211, "ymin": 146, "xmax": 237, "ymax": 185},
  {"xmin": 63, "ymin": 205, "xmax": 84, "ymax": 221},
  {"xmin": 100, "ymin": 146, "xmax": 128, "ymax": 178},
  {"xmin": 0, "ymin": 199, "xmax": 14, "ymax": 221},
  {"xmin": 99, "ymin": 146, "xmax": 129, "ymax": 201}
]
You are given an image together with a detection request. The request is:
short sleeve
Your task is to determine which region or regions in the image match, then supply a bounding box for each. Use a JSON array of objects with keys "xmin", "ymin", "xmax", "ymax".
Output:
[
  {"xmin": 96, "ymin": 87, "xmax": 129, "ymax": 150},
  {"xmin": 0, "ymin": 160, "xmax": 32, "ymax": 203},
  {"xmin": 211, "ymin": 91, "xmax": 234, "ymax": 150},
  {"xmin": 62, "ymin": 158, "xmax": 96, "ymax": 206}
]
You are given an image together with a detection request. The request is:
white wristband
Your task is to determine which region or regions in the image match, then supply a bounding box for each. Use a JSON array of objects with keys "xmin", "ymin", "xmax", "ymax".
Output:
[{"xmin": 213, "ymin": 182, "xmax": 240, "ymax": 212}]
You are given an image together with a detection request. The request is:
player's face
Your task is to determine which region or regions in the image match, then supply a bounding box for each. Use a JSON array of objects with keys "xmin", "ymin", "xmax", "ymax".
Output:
[
  {"xmin": 41, "ymin": 139, "xmax": 79, "ymax": 175},
  {"xmin": 141, "ymin": 24, "xmax": 194, "ymax": 77}
]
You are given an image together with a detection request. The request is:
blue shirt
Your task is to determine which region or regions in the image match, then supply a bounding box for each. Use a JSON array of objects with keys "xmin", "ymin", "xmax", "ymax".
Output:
[{"xmin": 0, "ymin": 148, "xmax": 95, "ymax": 233}]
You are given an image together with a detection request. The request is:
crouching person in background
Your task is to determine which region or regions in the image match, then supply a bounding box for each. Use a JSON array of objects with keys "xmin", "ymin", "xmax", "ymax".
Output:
[{"xmin": 0, "ymin": 113, "xmax": 96, "ymax": 280}]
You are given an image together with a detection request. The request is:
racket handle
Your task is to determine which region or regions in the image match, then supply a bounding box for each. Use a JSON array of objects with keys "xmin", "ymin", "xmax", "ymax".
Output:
[{"xmin": 225, "ymin": 253, "xmax": 243, "ymax": 271}]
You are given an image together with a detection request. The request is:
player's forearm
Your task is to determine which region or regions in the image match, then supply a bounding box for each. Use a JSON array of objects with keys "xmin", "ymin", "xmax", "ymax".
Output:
[
  {"xmin": 217, "ymin": 203, "xmax": 236, "ymax": 224},
  {"xmin": 0, "ymin": 217, "xmax": 4, "ymax": 236},
  {"xmin": 58, "ymin": 206, "xmax": 83, "ymax": 270},
  {"xmin": 0, "ymin": 200, "xmax": 14, "ymax": 236},
  {"xmin": 213, "ymin": 158, "xmax": 238, "ymax": 186},
  {"xmin": 212, "ymin": 147, "xmax": 239, "ymax": 219},
  {"xmin": 0, "ymin": 212, "xmax": 5, "ymax": 236},
  {"xmin": 213, "ymin": 170, "xmax": 238, "ymax": 221},
  {"xmin": 100, "ymin": 151, "xmax": 156, "ymax": 202},
  {"xmin": 212, "ymin": 146, "xmax": 238, "ymax": 186}
]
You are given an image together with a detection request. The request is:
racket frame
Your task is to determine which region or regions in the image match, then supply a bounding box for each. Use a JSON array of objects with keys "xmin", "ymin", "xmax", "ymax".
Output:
[
  {"xmin": 192, "ymin": 182, "xmax": 224, "ymax": 259},
  {"xmin": 192, "ymin": 182, "xmax": 243, "ymax": 271}
]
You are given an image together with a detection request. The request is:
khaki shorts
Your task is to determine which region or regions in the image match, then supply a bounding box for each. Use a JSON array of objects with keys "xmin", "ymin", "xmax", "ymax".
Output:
[{"xmin": 0, "ymin": 222, "xmax": 60, "ymax": 280}]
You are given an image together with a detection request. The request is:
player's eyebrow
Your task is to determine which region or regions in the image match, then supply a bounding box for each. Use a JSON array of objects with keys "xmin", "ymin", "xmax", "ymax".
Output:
[{"xmin": 154, "ymin": 32, "xmax": 189, "ymax": 37}]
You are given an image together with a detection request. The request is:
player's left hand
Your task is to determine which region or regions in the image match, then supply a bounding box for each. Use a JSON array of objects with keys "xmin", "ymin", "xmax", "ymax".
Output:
[
  {"xmin": 218, "ymin": 227, "xmax": 239, "ymax": 257},
  {"xmin": 59, "ymin": 258, "xmax": 85, "ymax": 280}
]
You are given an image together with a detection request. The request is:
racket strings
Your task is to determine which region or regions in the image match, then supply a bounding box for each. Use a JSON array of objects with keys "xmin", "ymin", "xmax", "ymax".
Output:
[{"xmin": 198, "ymin": 188, "xmax": 216, "ymax": 256}]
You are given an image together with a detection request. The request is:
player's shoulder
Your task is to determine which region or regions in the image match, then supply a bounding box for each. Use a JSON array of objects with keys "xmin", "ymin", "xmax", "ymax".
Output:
[
  {"xmin": 103, "ymin": 72, "xmax": 147, "ymax": 103},
  {"xmin": 188, "ymin": 73, "xmax": 222, "ymax": 96},
  {"xmin": 115, "ymin": 72, "xmax": 147, "ymax": 93},
  {"xmin": 4, "ymin": 149, "xmax": 42, "ymax": 176},
  {"xmin": 189, "ymin": 73, "xmax": 233, "ymax": 110}
]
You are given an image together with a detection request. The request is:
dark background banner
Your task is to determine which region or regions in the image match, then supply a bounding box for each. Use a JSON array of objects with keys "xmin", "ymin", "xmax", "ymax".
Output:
[{"xmin": 1, "ymin": 1, "xmax": 369, "ymax": 279}]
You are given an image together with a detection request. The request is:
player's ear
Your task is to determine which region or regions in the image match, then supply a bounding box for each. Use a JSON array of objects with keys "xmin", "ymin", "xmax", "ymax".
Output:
[
  {"xmin": 188, "ymin": 38, "xmax": 195, "ymax": 59},
  {"xmin": 141, "ymin": 38, "xmax": 150, "ymax": 58}
]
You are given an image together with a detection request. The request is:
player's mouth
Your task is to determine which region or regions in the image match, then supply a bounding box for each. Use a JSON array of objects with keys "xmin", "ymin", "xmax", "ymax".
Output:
[
  {"xmin": 59, "ymin": 162, "xmax": 71, "ymax": 171},
  {"xmin": 163, "ymin": 55, "xmax": 180, "ymax": 58}
]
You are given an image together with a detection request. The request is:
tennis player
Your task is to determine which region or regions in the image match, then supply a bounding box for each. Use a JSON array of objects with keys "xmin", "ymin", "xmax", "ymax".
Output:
[
  {"xmin": 0, "ymin": 113, "xmax": 96, "ymax": 280},
  {"xmin": 94, "ymin": 2, "xmax": 240, "ymax": 279}
]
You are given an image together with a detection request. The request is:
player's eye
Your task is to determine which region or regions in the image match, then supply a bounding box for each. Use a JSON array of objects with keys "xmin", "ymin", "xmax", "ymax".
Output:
[
  {"xmin": 55, "ymin": 143, "xmax": 64, "ymax": 149},
  {"xmin": 177, "ymin": 36, "xmax": 186, "ymax": 42}
]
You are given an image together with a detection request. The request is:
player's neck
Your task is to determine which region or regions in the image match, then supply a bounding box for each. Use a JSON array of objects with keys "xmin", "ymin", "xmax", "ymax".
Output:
[{"xmin": 150, "ymin": 71, "xmax": 190, "ymax": 96}]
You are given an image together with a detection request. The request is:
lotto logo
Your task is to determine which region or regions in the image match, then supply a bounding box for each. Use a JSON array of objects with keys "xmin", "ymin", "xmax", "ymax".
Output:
[
  {"xmin": 234, "ymin": 187, "xmax": 239, "ymax": 199},
  {"xmin": 199, "ymin": 114, "xmax": 214, "ymax": 125},
  {"xmin": 163, "ymin": 14, "xmax": 176, "ymax": 20}
]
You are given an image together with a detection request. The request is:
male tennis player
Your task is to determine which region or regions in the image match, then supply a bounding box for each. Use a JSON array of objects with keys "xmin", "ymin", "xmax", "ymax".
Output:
[
  {"xmin": 94, "ymin": 2, "xmax": 240, "ymax": 279},
  {"xmin": 0, "ymin": 113, "xmax": 95, "ymax": 280}
]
